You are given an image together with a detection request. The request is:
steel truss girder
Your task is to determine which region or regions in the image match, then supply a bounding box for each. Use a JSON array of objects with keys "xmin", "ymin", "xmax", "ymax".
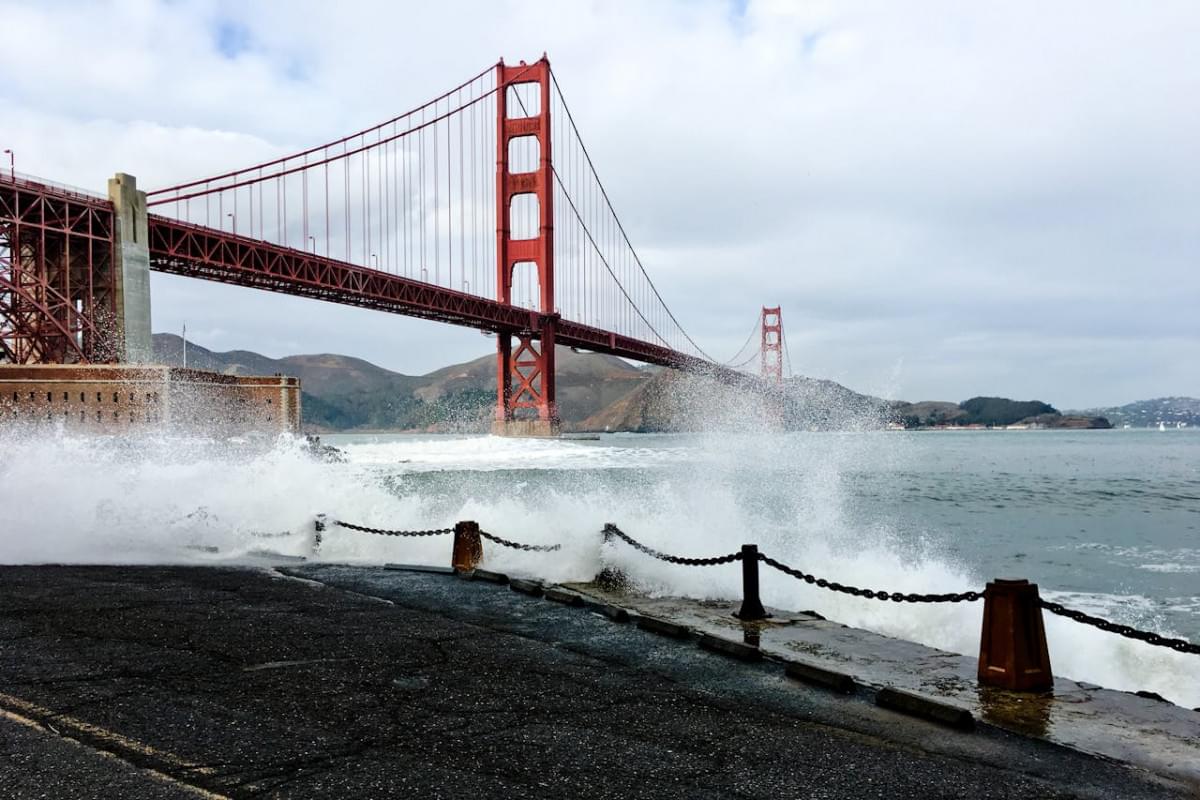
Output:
[
  {"xmin": 145, "ymin": 216, "xmax": 750, "ymax": 382},
  {"xmin": 1, "ymin": 175, "xmax": 756, "ymax": 386},
  {"xmin": 0, "ymin": 273, "xmax": 92, "ymax": 363},
  {"xmin": 0, "ymin": 175, "xmax": 115, "ymax": 364},
  {"xmin": 147, "ymin": 216, "xmax": 546, "ymax": 333}
]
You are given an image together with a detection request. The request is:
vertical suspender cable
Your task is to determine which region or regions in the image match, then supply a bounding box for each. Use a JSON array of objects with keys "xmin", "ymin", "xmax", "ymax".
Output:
[
  {"xmin": 324, "ymin": 156, "xmax": 329, "ymax": 258},
  {"xmin": 459, "ymin": 91, "xmax": 465, "ymax": 292},
  {"xmin": 471, "ymin": 84, "xmax": 477, "ymax": 296},
  {"xmin": 420, "ymin": 115, "xmax": 426, "ymax": 280},
  {"xmin": 439, "ymin": 98, "xmax": 444, "ymax": 283}
]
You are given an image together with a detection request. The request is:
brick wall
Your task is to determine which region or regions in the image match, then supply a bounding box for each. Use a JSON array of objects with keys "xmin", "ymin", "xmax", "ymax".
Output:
[{"xmin": 0, "ymin": 365, "xmax": 301, "ymax": 435}]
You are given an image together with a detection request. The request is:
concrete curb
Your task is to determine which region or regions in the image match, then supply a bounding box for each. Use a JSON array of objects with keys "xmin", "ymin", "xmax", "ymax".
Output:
[
  {"xmin": 578, "ymin": 596, "xmax": 633, "ymax": 622},
  {"xmin": 636, "ymin": 616, "xmax": 691, "ymax": 639},
  {"xmin": 699, "ymin": 634, "xmax": 761, "ymax": 662},
  {"xmin": 599, "ymin": 604, "xmax": 631, "ymax": 622},
  {"xmin": 470, "ymin": 569, "xmax": 509, "ymax": 584},
  {"xmin": 509, "ymin": 579, "xmax": 543, "ymax": 597},
  {"xmin": 384, "ymin": 563, "xmax": 455, "ymax": 575},
  {"xmin": 544, "ymin": 587, "xmax": 585, "ymax": 607},
  {"xmin": 876, "ymin": 687, "xmax": 974, "ymax": 731},
  {"xmin": 785, "ymin": 660, "xmax": 856, "ymax": 694}
]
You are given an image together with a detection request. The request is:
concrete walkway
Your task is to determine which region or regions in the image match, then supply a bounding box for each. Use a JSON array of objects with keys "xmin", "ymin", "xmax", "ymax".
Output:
[
  {"xmin": 557, "ymin": 581, "xmax": 1200, "ymax": 786},
  {"xmin": 0, "ymin": 565, "xmax": 1190, "ymax": 799}
]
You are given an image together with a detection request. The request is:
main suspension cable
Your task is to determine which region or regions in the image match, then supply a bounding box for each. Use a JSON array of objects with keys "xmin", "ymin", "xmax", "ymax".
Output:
[{"xmin": 548, "ymin": 68, "xmax": 715, "ymax": 362}]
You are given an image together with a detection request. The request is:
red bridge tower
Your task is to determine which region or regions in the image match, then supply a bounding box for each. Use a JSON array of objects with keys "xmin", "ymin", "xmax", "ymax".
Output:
[
  {"xmin": 760, "ymin": 306, "xmax": 783, "ymax": 385},
  {"xmin": 493, "ymin": 57, "xmax": 558, "ymax": 436}
]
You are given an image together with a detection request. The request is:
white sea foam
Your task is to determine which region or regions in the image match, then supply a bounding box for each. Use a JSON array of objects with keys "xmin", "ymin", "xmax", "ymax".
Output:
[
  {"xmin": 337, "ymin": 433, "xmax": 690, "ymax": 472},
  {"xmin": 1139, "ymin": 563, "xmax": 1200, "ymax": 574},
  {"xmin": 1, "ymin": 425, "xmax": 1196, "ymax": 707}
]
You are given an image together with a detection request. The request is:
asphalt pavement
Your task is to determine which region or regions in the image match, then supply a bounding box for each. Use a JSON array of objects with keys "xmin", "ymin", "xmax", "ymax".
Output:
[{"xmin": 0, "ymin": 564, "xmax": 1190, "ymax": 799}]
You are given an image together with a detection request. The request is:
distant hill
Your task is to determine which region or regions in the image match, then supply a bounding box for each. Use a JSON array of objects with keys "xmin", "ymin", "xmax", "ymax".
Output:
[
  {"xmin": 890, "ymin": 396, "xmax": 1111, "ymax": 429},
  {"xmin": 958, "ymin": 397, "xmax": 1058, "ymax": 426},
  {"xmin": 157, "ymin": 334, "xmax": 1176, "ymax": 433},
  {"xmin": 152, "ymin": 334, "xmax": 882, "ymax": 433},
  {"xmin": 577, "ymin": 371, "xmax": 889, "ymax": 433},
  {"xmin": 890, "ymin": 401, "xmax": 965, "ymax": 426},
  {"xmin": 1069, "ymin": 397, "xmax": 1200, "ymax": 428},
  {"xmin": 153, "ymin": 334, "xmax": 651, "ymax": 432}
]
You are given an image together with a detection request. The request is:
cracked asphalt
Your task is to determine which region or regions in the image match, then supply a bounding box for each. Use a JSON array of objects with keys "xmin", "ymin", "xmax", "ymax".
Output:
[{"xmin": 0, "ymin": 565, "xmax": 1190, "ymax": 799}]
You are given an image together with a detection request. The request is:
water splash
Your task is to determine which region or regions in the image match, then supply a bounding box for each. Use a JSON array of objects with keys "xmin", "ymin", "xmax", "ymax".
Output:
[{"xmin": 0, "ymin": 422, "xmax": 1196, "ymax": 707}]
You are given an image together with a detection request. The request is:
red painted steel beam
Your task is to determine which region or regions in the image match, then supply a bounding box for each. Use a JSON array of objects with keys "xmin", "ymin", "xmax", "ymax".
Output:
[
  {"xmin": 147, "ymin": 216, "xmax": 541, "ymax": 332},
  {"xmin": 761, "ymin": 306, "xmax": 783, "ymax": 384},
  {"xmin": 554, "ymin": 321, "xmax": 752, "ymax": 385},
  {"xmin": 1, "ymin": 174, "xmax": 115, "ymax": 364},
  {"xmin": 4, "ymin": 176, "xmax": 758, "ymax": 387},
  {"xmin": 494, "ymin": 56, "xmax": 558, "ymax": 426},
  {"xmin": 146, "ymin": 215, "xmax": 749, "ymax": 383}
]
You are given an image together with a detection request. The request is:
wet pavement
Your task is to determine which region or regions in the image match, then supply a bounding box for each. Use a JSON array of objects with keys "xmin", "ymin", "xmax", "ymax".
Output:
[
  {"xmin": 0, "ymin": 564, "xmax": 1193, "ymax": 799},
  {"xmin": 559, "ymin": 584, "xmax": 1200, "ymax": 786}
]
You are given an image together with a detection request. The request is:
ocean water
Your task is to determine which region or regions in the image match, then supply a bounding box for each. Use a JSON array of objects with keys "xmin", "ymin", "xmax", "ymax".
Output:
[{"xmin": 1, "ymin": 426, "xmax": 1197, "ymax": 707}]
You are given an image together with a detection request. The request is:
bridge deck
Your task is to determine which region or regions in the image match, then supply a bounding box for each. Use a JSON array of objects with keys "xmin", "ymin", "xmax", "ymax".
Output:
[
  {"xmin": 147, "ymin": 215, "xmax": 719, "ymax": 374},
  {"xmin": 4, "ymin": 174, "xmax": 750, "ymax": 383}
]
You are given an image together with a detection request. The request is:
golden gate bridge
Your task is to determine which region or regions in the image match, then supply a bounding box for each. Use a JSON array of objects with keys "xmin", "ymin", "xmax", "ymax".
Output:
[{"xmin": 0, "ymin": 56, "xmax": 791, "ymax": 434}]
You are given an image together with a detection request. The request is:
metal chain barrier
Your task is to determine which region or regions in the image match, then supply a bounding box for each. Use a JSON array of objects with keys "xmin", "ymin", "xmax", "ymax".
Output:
[
  {"xmin": 327, "ymin": 515, "xmax": 1200, "ymax": 657},
  {"xmin": 477, "ymin": 529, "xmax": 562, "ymax": 552},
  {"xmin": 603, "ymin": 524, "xmax": 742, "ymax": 567},
  {"xmin": 334, "ymin": 520, "xmax": 454, "ymax": 538},
  {"xmin": 757, "ymin": 553, "xmax": 983, "ymax": 604},
  {"xmin": 1040, "ymin": 600, "xmax": 1200, "ymax": 654},
  {"xmin": 327, "ymin": 513, "xmax": 1200, "ymax": 661}
]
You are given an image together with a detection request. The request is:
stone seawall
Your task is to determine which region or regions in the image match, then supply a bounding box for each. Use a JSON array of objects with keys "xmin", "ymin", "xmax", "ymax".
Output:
[{"xmin": 0, "ymin": 364, "xmax": 301, "ymax": 435}]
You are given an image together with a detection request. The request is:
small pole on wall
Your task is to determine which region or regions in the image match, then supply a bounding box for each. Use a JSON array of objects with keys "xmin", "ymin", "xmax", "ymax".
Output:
[{"xmin": 734, "ymin": 544, "xmax": 770, "ymax": 621}]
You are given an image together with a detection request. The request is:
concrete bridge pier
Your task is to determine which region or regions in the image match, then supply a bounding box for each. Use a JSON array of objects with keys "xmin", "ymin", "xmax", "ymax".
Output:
[{"xmin": 107, "ymin": 173, "xmax": 152, "ymax": 363}]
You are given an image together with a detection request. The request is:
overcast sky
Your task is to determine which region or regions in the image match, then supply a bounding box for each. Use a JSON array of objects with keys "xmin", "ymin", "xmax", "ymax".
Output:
[{"xmin": 2, "ymin": 0, "xmax": 1196, "ymax": 407}]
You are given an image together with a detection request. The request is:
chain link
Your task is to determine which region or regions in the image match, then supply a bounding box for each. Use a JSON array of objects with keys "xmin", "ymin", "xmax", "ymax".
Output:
[
  {"xmin": 757, "ymin": 553, "xmax": 982, "ymax": 603},
  {"xmin": 477, "ymin": 529, "xmax": 562, "ymax": 552},
  {"xmin": 1040, "ymin": 600, "xmax": 1200, "ymax": 654},
  {"xmin": 334, "ymin": 520, "xmax": 454, "ymax": 538},
  {"xmin": 331, "ymin": 515, "xmax": 1200, "ymax": 656},
  {"xmin": 603, "ymin": 525, "xmax": 742, "ymax": 566}
]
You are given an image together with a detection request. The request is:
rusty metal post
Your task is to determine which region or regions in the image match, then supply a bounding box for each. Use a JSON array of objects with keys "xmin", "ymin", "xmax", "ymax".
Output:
[
  {"xmin": 451, "ymin": 520, "xmax": 483, "ymax": 573},
  {"xmin": 595, "ymin": 524, "xmax": 628, "ymax": 591},
  {"xmin": 312, "ymin": 514, "xmax": 326, "ymax": 556},
  {"xmin": 734, "ymin": 544, "xmax": 770, "ymax": 621},
  {"xmin": 978, "ymin": 578, "xmax": 1053, "ymax": 692}
]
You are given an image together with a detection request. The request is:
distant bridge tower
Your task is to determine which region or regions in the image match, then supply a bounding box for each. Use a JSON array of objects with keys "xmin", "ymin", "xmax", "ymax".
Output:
[
  {"xmin": 493, "ymin": 56, "xmax": 559, "ymax": 437},
  {"xmin": 760, "ymin": 306, "xmax": 783, "ymax": 385}
]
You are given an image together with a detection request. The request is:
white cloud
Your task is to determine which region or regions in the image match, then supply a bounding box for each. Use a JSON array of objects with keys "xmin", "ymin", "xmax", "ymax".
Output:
[{"xmin": 1, "ymin": 0, "xmax": 1196, "ymax": 406}]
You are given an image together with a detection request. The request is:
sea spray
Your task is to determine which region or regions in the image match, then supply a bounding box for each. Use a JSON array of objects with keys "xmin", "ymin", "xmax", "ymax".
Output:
[{"xmin": 0, "ymin": 422, "xmax": 1196, "ymax": 707}]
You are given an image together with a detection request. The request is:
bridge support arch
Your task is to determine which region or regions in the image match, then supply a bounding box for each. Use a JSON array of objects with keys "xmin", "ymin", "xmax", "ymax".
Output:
[{"xmin": 493, "ymin": 56, "xmax": 559, "ymax": 437}]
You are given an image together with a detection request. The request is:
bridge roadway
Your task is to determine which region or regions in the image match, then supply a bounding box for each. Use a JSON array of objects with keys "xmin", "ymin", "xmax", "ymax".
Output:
[
  {"xmin": 2, "ymin": 172, "xmax": 735, "ymax": 380},
  {"xmin": 147, "ymin": 215, "xmax": 723, "ymax": 378},
  {"xmin": 0, "ymin": 564, "xmax": 1187, "ymax": 799}
]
